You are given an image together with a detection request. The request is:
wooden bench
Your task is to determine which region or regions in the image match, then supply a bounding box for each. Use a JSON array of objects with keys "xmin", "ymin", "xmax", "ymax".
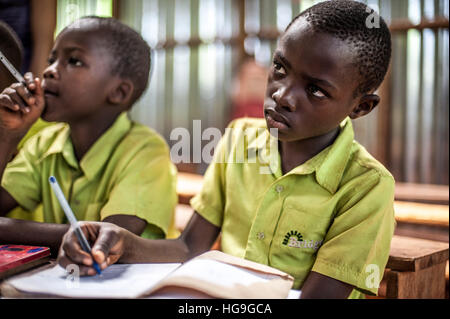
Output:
[
  {"xmin": 176, "ymin": 172, "xmax": 449, "ymax": 298},
  {"xmin": 393, "ymin": 201, "xmax": 449, "ymax": 243},
  {"xmin": 395, "ymin": 182, "xmax": 449, "ymax": 205},
  {"xmin": 177, "ymin": 172, "xmax": 204, "ymax": 205}
]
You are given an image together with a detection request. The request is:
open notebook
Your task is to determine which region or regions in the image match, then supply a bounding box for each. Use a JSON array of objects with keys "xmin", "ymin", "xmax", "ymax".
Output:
[{"xmin": 1, "ymin": 250, "xmax": 295, "ymax": 299}]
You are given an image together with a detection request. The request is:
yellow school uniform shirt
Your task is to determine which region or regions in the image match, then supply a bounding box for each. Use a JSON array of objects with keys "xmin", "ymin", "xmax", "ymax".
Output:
[
  {"xmin": 2, "ymin": 112, "xmax": 178, "ymax": 239},
  {"xmin": 190, "ymin": 117, "xmax": 396, "ymax": 298}
]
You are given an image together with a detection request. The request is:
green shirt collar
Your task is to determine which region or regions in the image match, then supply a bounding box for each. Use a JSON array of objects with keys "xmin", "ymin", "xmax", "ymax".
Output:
[
  {"xmin": 40, "ymin": 112, "xmax": 132, "ymax": 180},
  {"xmin": 315, "ymin": 117, "xmax": 354, "ymax": 194},
  {"xmin": 249, "ymin": 117, "xmax": 354, "ymax": 194}
]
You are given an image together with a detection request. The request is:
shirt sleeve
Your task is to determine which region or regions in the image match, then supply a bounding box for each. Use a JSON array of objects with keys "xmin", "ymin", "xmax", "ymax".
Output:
[
  {"xmin": 311, "ymin": 171, "xmax": 396, "ymax": 296},
  {"xmin": 190, "ymin": 121, "xmax": 236, "ymax": 227},
  {"xmin": 1, "ymin": 139, "xmax": 42, "ymax": 212},
  {"xmin": 100, "ymin": 144, "xmax": 178, "ymax": 238}
]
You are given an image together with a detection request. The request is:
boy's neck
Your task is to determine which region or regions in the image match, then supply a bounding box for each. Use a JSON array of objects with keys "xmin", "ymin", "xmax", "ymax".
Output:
[
  {"xmin": 279, "ymin": 127, "xmax": 340, "ymax": 175},
  {"xmin": 69, "ymin": 110, "xmax": 123, "ymax": 162}
]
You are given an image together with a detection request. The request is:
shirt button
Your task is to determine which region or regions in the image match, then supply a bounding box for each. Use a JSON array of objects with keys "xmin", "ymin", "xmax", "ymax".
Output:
[
  {"xmin": 257, "ymin": 232, "xmax": 265, "ymax": 240},
  {"xmin": 275, "ymin": 185, "xmax": 284, "ymax": 193}
]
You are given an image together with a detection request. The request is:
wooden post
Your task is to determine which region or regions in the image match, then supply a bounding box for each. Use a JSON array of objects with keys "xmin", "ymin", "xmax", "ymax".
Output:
[
  {"xmin": 376, "ymin": 64, "xmax": 392, "ymax": 166},
  {"xmin": 112, "ymin": 0, "xmax": 120, "ymax": 19},
  {"xmin": 236, "ymin": 0, "xmax": 247, "ymax": 67}
]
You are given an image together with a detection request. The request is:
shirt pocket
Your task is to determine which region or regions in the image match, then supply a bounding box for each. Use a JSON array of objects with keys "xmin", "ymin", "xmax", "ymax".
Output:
[{"xmin": 270, "ymin": 203, "xmax": 333, "ymax": 260}]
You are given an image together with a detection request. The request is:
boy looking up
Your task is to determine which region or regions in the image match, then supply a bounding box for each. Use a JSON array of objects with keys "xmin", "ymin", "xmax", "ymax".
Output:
[
  {"xmin": 58, "ymin": 1, "xmax": 395, "ymax": 299},
  {"xmin": 0, "ymin": 17, "xmax": 177, "ymax": 253}
]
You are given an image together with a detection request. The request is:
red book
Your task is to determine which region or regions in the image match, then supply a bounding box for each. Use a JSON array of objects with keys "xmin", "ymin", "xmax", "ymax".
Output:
[{"xmin": 0, "ymin": 245, "xmax": 51, "ymax": 279}]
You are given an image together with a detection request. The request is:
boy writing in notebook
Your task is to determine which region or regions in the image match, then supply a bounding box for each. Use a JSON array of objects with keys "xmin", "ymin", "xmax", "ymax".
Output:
[
  {"xmin": 58, "ymin": 1, "xmax": 395, "ymax": 298},
  {"xmin": 0, "ymin": 17, "xmax": 177, "ymax": 253}
]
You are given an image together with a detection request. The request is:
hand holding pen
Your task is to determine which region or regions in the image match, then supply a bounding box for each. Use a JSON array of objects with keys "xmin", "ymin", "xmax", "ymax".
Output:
[
  {"xmin": 0, "ymin": 50, "xmax": 45, "ymax": 142},
  {"xmin": 49, "ymin": 176, "xmax": 102, "ymax": 275}
]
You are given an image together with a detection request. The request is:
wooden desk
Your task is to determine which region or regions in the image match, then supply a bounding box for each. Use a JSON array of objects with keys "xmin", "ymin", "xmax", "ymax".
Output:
[{"xmin": 379, "ymin": 235, "xmax": 449, "ymax": 299}]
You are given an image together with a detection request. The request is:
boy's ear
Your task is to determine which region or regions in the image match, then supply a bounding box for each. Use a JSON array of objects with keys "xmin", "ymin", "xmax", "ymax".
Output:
[
  {"xmin": 349, "ymin": 94, "xmax": 380, "ymax": 119},
  {"xmin": 107, "ymin": 79, "xmax": 134, "ymax": 108}
]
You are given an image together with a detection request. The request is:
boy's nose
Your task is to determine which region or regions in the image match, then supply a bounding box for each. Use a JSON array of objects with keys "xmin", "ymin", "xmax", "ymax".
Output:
[
  {"xmin": 272, "ymin": 87, "xmax": 296, "ymax": 112},
  {"xmin": 43, "ymin": 63, "xmax": 59, "ymax": 80}
]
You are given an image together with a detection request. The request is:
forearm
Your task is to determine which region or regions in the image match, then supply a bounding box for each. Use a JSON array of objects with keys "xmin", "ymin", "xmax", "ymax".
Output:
[
  {"xmin": 0, "ymin": 140, "xmax": 20, "ymax": 215},
  {"xmin": 0, "ymin": 217, "xmax": 69, "ymax": 254},
  {"xmin": 119, "ymin": 212, "xmax": 220, "ymax": 264},
  {"xmin": 0, "ymin": 140, "xmax": 19, "ymax": 174},
  {"xmin": 120, "ymin": 235, "xmax": 190, "ymax": 264},
  {"xmin": 300, "ymin": 271, "xmax": 353, "ymax": 299}
]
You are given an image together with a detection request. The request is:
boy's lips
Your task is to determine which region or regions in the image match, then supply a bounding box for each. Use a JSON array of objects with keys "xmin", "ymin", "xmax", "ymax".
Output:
[
  {"xmin": 42, "ymin": 82, "xmax": 59, "ymax": 97},
  {"xmin": 264, "ymin": 108, "xmax": 290, "ymax": 130}
]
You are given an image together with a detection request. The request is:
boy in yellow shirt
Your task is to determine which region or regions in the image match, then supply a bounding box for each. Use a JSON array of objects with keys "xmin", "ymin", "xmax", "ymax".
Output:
[
  {"xmin": 0, "ymin": 17, "xmax": 177, "ymax": 254},
  {"xmin": 58, "ymin": 1, "xmax": 395, "ymax": 298}
]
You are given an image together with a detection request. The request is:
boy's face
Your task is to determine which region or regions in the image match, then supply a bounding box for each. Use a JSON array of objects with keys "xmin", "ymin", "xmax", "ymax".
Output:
[
  {"xmin": 41, "ymin": 26, "xmax": 117, "ymax": 123},
  {"xmin": 264, "ymin": 17, "xmax": 362, "ymax": 142}
]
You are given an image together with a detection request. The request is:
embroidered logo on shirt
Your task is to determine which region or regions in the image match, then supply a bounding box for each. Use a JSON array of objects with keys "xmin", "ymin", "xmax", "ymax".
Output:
[
  {"xmin": 283, "ymin": 230, "xmax": 303, "ymax": 246},
  {"xmin": 282, "ymin": 230, "xmax": 323, "ymax": 250}
]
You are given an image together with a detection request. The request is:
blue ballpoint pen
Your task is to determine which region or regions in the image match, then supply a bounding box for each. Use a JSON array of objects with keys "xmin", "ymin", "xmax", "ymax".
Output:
[{"xmin": 49, "ymin": 176, "xmax": 102, "ymax": 275}]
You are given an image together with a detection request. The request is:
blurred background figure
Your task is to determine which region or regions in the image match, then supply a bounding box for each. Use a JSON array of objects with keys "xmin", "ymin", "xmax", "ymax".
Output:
[
  {"xmin": 0, "ymin": 20, "xmax": 23, "ymax": 91},
  {"xmin": 230, "ymin": 58, "xmax": 268, "ymax": 120},
  {"xmin": 0, "ymin": 0, "xmax": 57, "ymax": 149},
  {"xmin": 0, "ymin": 0, "xmax": 57, "ymax": 77}
]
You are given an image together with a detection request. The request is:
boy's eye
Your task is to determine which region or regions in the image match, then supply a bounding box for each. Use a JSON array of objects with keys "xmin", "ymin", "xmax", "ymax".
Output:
[
  {"xmin": 47, "ymin": 57, "xmax": 56, "ymax": 65},
  {"xmin": 307, "ymin": 85, "xmax": 327, "ymax": 98},
  {"xmin": 273, "ymin": 61, "xmax": 286, "ymax": 75},
  {"xmin": 68, "ymin": 57, "xmax": 83, "ymax": 67}
]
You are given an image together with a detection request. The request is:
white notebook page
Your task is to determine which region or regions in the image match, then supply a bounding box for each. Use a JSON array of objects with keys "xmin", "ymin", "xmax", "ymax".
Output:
[{"xmin": 7, "ymin": 263, "xmax": 180, "ymax": 298}]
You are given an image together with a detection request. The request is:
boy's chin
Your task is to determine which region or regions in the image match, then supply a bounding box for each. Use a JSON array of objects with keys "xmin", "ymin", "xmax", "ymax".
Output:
[{"xmin": 40, "ymin": 107, "xmax": 60, "ymax": 123}]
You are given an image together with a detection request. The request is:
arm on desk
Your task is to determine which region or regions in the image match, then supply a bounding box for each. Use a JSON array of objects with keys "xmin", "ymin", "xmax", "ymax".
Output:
[
  {"xmin": 300, "ymin": 271, "xmax": 353, "ymax": 299},
  {"xmin": 58, "ymin": 211, "xmax": 221, "ymax": 276},
  {"xmin": 0, "ymin": 215, "xmax": 151, "ymax": 257},
  {"xmin": 0, "ymin": 217, "xmax": 69, "ymax": 254}
]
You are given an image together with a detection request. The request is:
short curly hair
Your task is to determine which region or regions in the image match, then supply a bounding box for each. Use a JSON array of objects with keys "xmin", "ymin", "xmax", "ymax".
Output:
[
  {"xmin": 61, "ymin": 16, "xmax": 151, "ymax": 106},
  {"xmin": 287, "ymin": 0, "xmax": 391, "ymax": 96},
  {"xmin": 0, "ymin": 20, "xmax": 24, "ymax": 71}
]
